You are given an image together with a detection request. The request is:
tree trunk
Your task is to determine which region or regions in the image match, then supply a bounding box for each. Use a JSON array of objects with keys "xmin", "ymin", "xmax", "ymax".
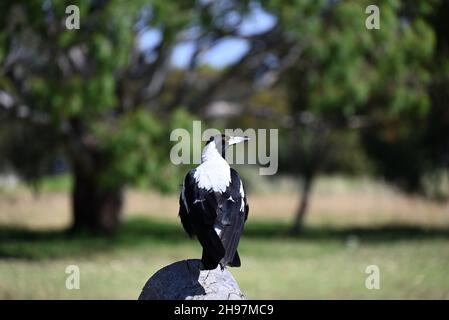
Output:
[
  {"xmin": 64, "ymin": 118, "xmax": 123, "ymax": 234},
  {"xmin": 290, "ymin": 124, "xmax": 329, "ymax": 235},
  {"xmin": 290, "ymin": 173, "xmax": 314, "ymax": 235},
  {"xmin": 70, "ymin": 161, "xmax": 123, "ymax": 234}
]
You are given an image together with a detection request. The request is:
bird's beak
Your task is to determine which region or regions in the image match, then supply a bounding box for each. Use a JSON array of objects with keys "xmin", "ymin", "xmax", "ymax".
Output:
[{"xmin": 228, "ymin": 136, "xmax": 250, "ymax": 145}]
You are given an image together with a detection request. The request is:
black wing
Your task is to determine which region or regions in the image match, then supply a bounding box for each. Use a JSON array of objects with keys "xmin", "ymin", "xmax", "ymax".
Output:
[
  {"xmin": 216, "ymin": 168, "xmax": 248, "ymax": 267},
  {"xmin": 179, "ymin": 169, "xmax": 225, "ymax": 269},
  {"xmin": 178, "ymin": 168, "xmax": 249, "ymax": 269}
]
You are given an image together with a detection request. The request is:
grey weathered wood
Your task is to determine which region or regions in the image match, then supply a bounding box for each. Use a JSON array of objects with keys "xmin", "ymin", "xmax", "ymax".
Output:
[{"xmin": 138, "ymin": 259, "xmax": 246, "ymax": 300}]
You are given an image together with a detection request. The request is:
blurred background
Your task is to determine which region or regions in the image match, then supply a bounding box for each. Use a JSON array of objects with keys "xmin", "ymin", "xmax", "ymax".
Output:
[{"xmin": 1, "ymin": 0, "xmax": 449, "ymax": 299}]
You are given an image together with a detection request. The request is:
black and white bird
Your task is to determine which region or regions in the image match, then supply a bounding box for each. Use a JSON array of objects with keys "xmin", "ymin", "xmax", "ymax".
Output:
[{"xmin": 179, "ymin": 134, "xmax": 249, "ymax": 270}]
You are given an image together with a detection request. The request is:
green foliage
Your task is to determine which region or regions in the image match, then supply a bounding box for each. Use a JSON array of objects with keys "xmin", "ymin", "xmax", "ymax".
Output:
[
  {"xmin": 1, "ymin": 0, "xmax": 448, "ymax": 200},
  {"xmin": 0, "ymin": 1, "xmax": 198, "ymax": 194},
  {"xmin": 357, "ymin": 0, "xmax": 449, "ymax": 194},
  {"xmin": 264, "ymin": 0, "xmax": 446, "ymax": 195},
  {"xmin": 92, "ymin": 108, "xmax": 195, "ymax": 192},
  {"xmin": 0, "ymin": 121, "xmax": 62, "ymax": 182},
  {"xmin": 272, "ymin": 0, "xmax": 434, "ymax": 118}
]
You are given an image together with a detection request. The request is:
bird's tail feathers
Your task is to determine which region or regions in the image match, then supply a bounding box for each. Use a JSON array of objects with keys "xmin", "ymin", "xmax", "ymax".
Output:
[
  {"xmin": 227, "ymin": 250, "xmax": 241, "ymax": 267},
  {"xmin": 198, "ymin": 227, "xmax": 225, "ymax": 270}
]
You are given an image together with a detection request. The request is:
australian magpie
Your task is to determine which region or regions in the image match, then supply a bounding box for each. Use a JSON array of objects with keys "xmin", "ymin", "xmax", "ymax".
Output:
[{"xmin": 179, "ymin": 134, "xmax": 249, "ymax": 270}]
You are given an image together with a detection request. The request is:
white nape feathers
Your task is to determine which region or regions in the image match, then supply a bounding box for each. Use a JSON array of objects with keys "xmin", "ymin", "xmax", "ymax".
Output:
[{"xmin": 193, "ymin": 140, "xmax": 231, "ymax": 193}]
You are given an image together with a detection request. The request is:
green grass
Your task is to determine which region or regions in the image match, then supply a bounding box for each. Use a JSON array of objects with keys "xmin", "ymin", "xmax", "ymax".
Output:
[
  {"xmin": 1, "ymin": 217, "xmax": 449, "ymax": 299},
  {"xmin": 35, "ymin": 174, "xmax": 73, "ymax": 192}
]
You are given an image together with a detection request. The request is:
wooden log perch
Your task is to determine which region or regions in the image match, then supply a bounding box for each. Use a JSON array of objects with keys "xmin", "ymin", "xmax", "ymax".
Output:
[{"xmin": 138, "ymin": 259, "xmax": 246, "ymax": 300}]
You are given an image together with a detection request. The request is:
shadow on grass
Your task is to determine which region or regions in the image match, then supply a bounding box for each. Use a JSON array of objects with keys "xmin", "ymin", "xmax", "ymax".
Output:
[{"xmin": 1, "ymin": 217, "xmax": 449, "ymax": 260}]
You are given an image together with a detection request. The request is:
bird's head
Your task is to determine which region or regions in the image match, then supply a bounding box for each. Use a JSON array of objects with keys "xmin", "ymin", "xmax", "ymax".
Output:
[{"xmin": 204, "ymin": 134, "xmax": 250, "ymax": 159}]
